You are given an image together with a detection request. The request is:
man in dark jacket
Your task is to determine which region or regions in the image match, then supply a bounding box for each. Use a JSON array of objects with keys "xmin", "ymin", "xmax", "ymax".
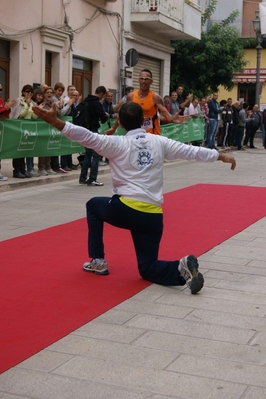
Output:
[
  {"xmin": 243, "ymin": 104, "xmax": 261, "ymax": 149},
  {"xmin": 79, "ymin": 86, "xmax": 108, "ymax": 186}
]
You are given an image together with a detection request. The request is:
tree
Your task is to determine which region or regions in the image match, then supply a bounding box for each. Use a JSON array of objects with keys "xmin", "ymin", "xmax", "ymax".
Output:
[{"xmin": 170, "ymin": 0, "xmax": 254, "ymax": 97}]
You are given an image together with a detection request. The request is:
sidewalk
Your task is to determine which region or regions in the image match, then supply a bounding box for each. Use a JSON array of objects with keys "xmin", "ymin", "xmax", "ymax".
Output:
[
  {"xmin": 1, "ymin": 140, "xmax": 266, "ymax": 398},
  {"xmin": 0, "ymin": 155, "xmax": 110, "ymax": 193}
]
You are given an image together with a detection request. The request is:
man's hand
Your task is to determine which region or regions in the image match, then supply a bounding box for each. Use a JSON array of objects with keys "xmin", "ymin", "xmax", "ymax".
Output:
[
  {"xmin": 218, "ymin": 152, "xmax": 236, "ymax": 170},
  {"xmin": 173, "ymin": 112, "xmax": 190, "ymax": 124},
  {"xmin": 32, "ymin": 103, "xmax": 65, "ymax": 131}
]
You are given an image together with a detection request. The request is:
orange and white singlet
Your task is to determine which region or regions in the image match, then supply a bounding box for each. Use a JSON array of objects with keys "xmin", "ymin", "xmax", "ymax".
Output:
[{"xmin": 132, "ymin": 90, "xmax": 160, "ymax": 135}]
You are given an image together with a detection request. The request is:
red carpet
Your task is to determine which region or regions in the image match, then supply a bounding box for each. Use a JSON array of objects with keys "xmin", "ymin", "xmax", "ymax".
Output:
[{"xmin": 1, "ymin": 184, "xmax": 266, "ymax": 373}]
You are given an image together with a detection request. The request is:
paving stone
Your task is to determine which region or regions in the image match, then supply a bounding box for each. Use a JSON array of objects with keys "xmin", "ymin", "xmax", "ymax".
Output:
[
  {"xmin": 167, "ymin": 354, "xmax": 266, "ymax": 387},
  {"xmin": 0, "ymin": 368, "xmax": 151, "ymax": 399},
  {"xmin": 16, "ymin": 350, "xmax": 73, "ymax": 373},
  {"xmin": 125, "ymin": 314, "xmax": 255, "ymax": 344},
  {"xmin": 155, "ymin": 291, "xmax": 266, "ymax": 317},
  {"xmin": 53, "ymin": 356, "xmax": 246, "ymax": 399},
  {"xmin": 73, "ymin": 321, "xmax": 146, "ymax": 343},
  {"xmin": 113, "ymin": 299, "xmax": 192, "ymax": 320},
  {"xmin": 49, "ymin": 338, "xmax": 177, "ymax": 369},
  {"xmin": 185, "ymin": 308, "xmax": 266, "ymax": 330},
  {"xmin": 134, "ymin": 330, "xmax": 266, "ymax": 365}
]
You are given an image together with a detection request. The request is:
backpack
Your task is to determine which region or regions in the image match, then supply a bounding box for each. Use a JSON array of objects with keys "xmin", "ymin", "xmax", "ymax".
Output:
[{"xmin": 72, "ymin": 101, "xmax": 89, "ymax": 128}]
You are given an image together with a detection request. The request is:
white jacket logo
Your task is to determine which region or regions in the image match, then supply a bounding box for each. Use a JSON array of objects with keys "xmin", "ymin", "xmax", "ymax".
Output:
[{"xmin": 137, "ymin": 150, "xmax": 153, "ymax": 168}]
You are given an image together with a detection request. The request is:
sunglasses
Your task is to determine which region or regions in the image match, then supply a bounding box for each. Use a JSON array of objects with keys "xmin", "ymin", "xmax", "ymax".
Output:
[{"xmin": 24, "ymin": 90, "xmax": 33, "ymax": 93}]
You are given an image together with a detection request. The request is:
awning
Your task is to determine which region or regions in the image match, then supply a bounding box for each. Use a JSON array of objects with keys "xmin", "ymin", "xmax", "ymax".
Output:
[{"xmin": 233, "ymin": 68, "xmax": 266, "ymax": 83}]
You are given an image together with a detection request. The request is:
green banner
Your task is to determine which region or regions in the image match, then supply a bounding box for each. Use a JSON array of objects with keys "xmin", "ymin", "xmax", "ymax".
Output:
[
  {"xmin": 0, "ymin": 117, "xmax": 84, "ymax": 159},
  {"xmin": 0, "ymin": 117, "xmax": 203, "ymax": 159},
  {"xmin": 99, "ymin": 118, "xmax": 204, "ymax": 142}
]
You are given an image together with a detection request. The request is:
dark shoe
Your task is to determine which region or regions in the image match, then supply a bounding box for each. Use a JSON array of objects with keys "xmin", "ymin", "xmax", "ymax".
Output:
[
  {"xmin": 79, "ymin": 179, "xmax": 87, "ymax": 185},
  {"xmin": 179, "ymin": 255, "xmax": 204, "ymax": 294},
  {"xmin": 13, "ymin": 172, "xmax": 26, "ymax": 179},
  {"xmin": 64, "ymin": 167, "xmax": 72, "ymax": 171}
]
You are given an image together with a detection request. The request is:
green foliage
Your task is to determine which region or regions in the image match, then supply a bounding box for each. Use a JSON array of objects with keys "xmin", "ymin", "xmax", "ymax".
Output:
[{"xmin": 170, "ymin": 0, "xmax": 249, "ymax": 98}]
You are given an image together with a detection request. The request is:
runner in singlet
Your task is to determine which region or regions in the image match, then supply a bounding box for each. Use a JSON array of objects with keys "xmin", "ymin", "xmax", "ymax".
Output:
[
  {"xmin": 105, "ymin": 68, "xmax": 189, "ymax": 136},
  {"xmin": 132, "ymin": 90, "xmax": 160, "ymax": 134}
]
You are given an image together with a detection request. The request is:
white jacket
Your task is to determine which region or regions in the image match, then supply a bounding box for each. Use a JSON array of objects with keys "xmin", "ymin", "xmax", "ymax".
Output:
[{"xmin": 62, "ymin": 122, "xmax": 219, "ymax": 206}]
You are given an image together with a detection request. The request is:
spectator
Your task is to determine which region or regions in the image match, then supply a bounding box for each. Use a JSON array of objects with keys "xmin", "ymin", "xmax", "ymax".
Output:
[
  {"xmin": 198, "ymin": 97, "xmax": 209, "ymax": 146},
  {"xmin": 206, "ymin": 92, "xmax": 222, "ymax": 149},
  {"xmin": 243, "ymin": 104, "xmax": 261, "ymax": 149},
  {"xmin": 33, "ymin": 101, "xmax": 236, "ymax": 294},
  {"xmin": 222, "ymin": 98, "xmax": 234, "ymax": 149},
  {"xmin": 61, "ymin": 89, "xmax": 81, "ymax": 171},
  {"xmin": 79, "ymin": 86, "xmax": 109, "ymax": 186},
  {"xmin": 175, "ymin": 85, "xmax": 193, "ymax": 115},
  {"xmin": 231, "ymin": 101, "xmax": 240, "ymax": 148},
  {"xmin": 160, "ymin": 95, "xmax": 171, "ymax": 125},
  {"xmin": 32, "ymin": 88, "xmax": 44, "ymax": 105},
  {"xmin": 0, "ymin": 83, "xmax": 15, "ymax": 181},
  {"xmin": 10, "ymin": 84, "xmax": 40, "ymax": 178},
  {"xmin": 113, "ymin": 86, "xmax": 134, "ymax": 112},
  {"xmin": 37, "ymin": 87, "xmax": 57, "ymax": 175},
  {"xmin": 169, "ymin": 91, "xmax": 179, "ymax": 115},
  {"xmin": 216, "ymin": 99, "xmax": 227, "ymax": 147},
  {"xmin": 184, "ymin": 97, "xmax": 202, "ymax": 146},
  {"xmin": 237, "ymin": 102, "xmax": 251, "ymax": 151}
]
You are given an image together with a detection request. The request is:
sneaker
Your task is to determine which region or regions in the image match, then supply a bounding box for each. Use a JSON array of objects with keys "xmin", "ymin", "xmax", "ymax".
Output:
[
  {"xmin": 63, "ymin": 167, "xmax": 72, "ymax": 171},
  {"xmin": 99, "ymin": 161, "xmax": 107, "ymax": 166},
  {"xmin": 82, "ymin": 259, "xmax": 109, "ymax": 275},
  {"xmin": 28, "ymin": 170, "xmax": 41, "ymax": 177},
  {"xmin": 88, "ymin": 180, "xmax": 104, "ymax": 186},
  {"xmin": 46, "ymin": 169, "xmax": 57, "ymax": 175},
  {"xmin": 39, "ymin": 170, "xmax": 48, "ymax": 176},
  {"xmin": 179, "ymin": 255, "xmax": 204, "ymax": 294},
  {"xmin": 54, "ymin": 168, "xmax": 68, "ymax": 174},
  {"xmin": 0, "ymin": 173, "xmax": 8, "ymax": 181}
]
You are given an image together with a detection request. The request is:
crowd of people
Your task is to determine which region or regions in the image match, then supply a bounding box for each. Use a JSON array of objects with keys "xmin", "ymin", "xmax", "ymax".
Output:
[{"xmin": 0, "ymin": 73, "xmax": 265, "ymax": 184}]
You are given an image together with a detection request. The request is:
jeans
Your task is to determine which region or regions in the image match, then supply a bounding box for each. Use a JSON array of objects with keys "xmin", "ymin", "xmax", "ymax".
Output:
[
  {"xmin": 80, "ymin": 148, "xmax": 100, "ymax": 183},
  {"xmin": 26, "ymin": 157, "xmax": 34, "ymax": 172},
  {"xmin": 207, "ymin": 119, "xmax": 218, "ymax": 148},
  {"xmin": 243, "ymin": 125, "xmax": 257, "ymax": 148},
  {"xmin": 86, "ymin": 195, "xmax": 185, "ymax": 286},
  {"xmin": 61, "ymin": 154, "xmax": 73, "ymax": 169},
  {"xmin": 236, "ymin": 126, "xmax": 244, "ymax": 150}
]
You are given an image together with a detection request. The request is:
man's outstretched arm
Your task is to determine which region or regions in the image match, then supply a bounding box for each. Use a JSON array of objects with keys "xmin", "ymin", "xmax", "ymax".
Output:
[
  {"xmin": 217, "ymin": 152, "xmax": 236, "ymax": 170},
  {"xmin": 32, "ymin": 103, "xmax": 65, "ymax": 131}
]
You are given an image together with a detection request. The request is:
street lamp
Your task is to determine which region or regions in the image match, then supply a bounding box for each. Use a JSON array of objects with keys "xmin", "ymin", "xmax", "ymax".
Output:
[{"xmin": 252, "ymin": 9, "xmax": 262, "ymax": 108}]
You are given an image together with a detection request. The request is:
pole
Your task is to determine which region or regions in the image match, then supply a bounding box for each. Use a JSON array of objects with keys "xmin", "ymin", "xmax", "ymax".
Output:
[{"xmin": 255, "ymin": 36, "xmax": 262, "ymax": 108}]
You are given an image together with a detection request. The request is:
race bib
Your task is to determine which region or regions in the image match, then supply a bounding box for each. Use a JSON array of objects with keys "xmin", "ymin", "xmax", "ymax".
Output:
[{"xmin": 142, "ymin": 117, "xmax": 153, "ymax": 130}]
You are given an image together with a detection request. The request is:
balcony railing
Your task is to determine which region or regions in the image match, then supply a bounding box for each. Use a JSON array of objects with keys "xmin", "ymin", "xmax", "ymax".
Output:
[{"xmin": 131, "ymin": 0, "xmax": 184, "ymax": 23}]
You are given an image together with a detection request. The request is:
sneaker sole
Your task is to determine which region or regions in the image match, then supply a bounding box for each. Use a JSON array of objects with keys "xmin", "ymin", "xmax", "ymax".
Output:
[
  {"xmin": 190, "ymin": 272, "xmax": 204, "ymax": 294},
  {"xmin": 82, "ymin": 265, "xmax": 109, "ymax": 275},
  {"xmin": 184, "ymin": 255, "xmax": 204, "ymax": 294}
]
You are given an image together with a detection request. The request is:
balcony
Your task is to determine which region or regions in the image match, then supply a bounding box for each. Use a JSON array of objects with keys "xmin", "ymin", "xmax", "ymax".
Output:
[{"xmin": 130, "ymin": 0, "xmax": 201, "ymax": 40}]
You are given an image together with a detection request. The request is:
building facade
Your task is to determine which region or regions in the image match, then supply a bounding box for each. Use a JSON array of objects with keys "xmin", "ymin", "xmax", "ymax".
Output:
[
  {"xmin": 200, "ymin": 0, "xmax": 266, "ymax": 108},
  {"xmin": 0, "ymin": 0, "xmax": 201, "ymax": 103}
]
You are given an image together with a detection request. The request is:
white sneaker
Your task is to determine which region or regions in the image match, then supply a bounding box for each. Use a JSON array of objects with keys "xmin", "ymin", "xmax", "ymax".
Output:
[
  {"xmin": 0, "ymin": 173, "xmax": 8, "ymax": 181},
  {"xmin": 28, "ymin": 170, "xmax": 41, "ymax": 177},
  {"xmin": 38, "ymin": 170, "xmax": 48, "ymax": 176},
  {"xmin": 89, "ymin": 180, "xmax": 104, "ymax": 186},
  {"xmin": 46, "ymin": 169, "xmax": 57, "ymax": 175},
  {"xmin": 99, "ymin": 161, "xmax": 107, "ymax": 166}
]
